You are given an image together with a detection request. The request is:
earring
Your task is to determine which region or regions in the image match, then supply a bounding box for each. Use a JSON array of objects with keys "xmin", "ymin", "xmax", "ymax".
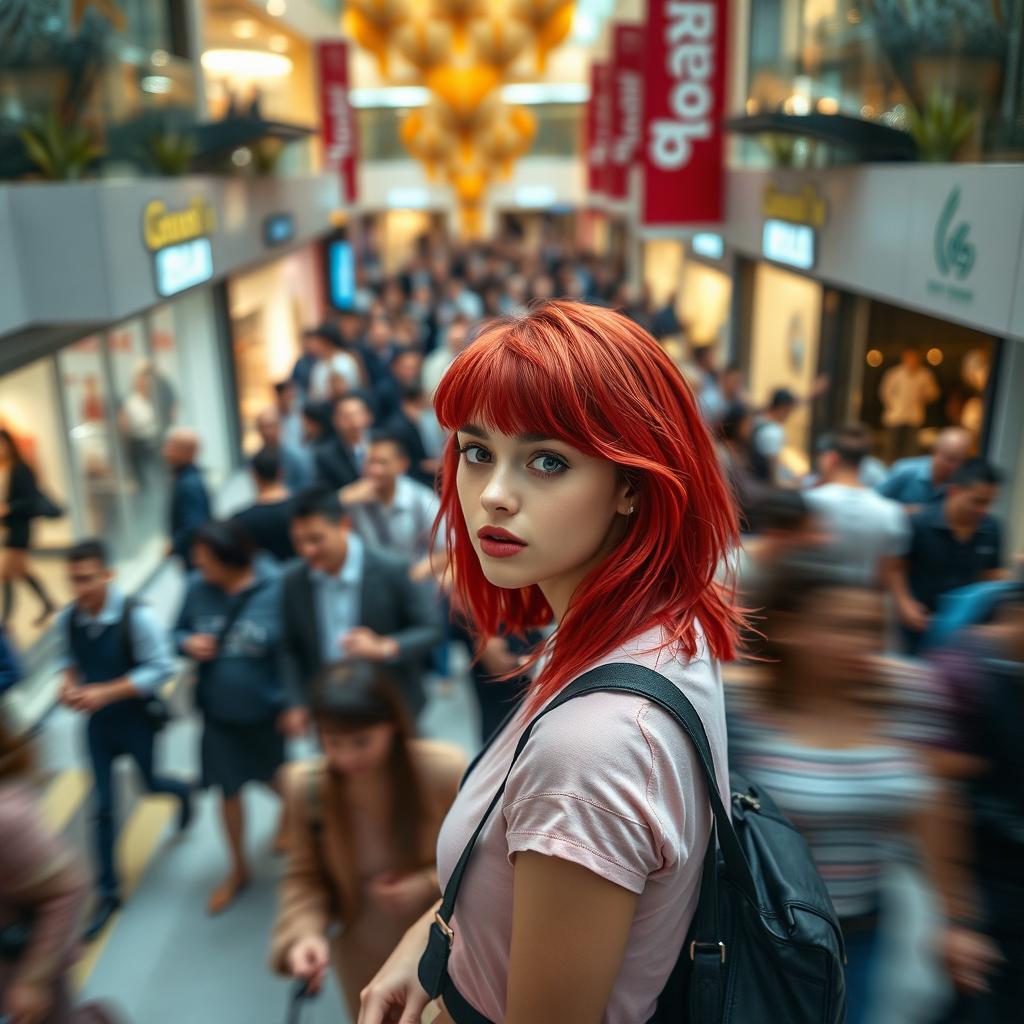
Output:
[{"xmin": 627, "ymin": 505, "xmax": 636, "ymax": 515}]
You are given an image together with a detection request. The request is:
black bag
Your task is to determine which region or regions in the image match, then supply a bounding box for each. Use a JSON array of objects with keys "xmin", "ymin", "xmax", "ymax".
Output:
[
  {"xmin": 420, "ymin": 662, "xmax": 847, "ymax": 1024},
  {"xmin": 283, "ymin": 979, "xmax": 317, "ymax": 1024}
]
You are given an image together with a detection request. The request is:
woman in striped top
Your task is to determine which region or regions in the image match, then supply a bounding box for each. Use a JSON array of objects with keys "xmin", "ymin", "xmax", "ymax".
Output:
[{"xmin": 728, "ymin": 583, "xmax": 976, "ymax": 1024}]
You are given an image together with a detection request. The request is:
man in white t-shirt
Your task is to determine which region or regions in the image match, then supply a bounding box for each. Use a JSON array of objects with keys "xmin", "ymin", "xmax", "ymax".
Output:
[
  {"xmin": 422, "ymin": 317, "xmax": 472, "ymax": 399},
  {"xmin": 804, "ymin": 424, "xmax": 910, "ymax": 587},
  {"xmin": 304, "ymin": 323, "xmax": 361, "ymax": 402},
  {"xmin": 879, "ymin": 348, "xmax": 940, "ymax": 462}
]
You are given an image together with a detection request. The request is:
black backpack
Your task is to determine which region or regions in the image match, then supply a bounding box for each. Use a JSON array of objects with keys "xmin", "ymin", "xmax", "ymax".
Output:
[{"xmin": 419, "ymin": 662, "xmax": 846, "ymax": 1024}]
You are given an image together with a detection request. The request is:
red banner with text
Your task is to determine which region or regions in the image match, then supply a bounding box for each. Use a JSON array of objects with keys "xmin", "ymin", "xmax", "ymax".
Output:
[
  {"xmin": 641, "ymin": 1, "xmax": 728, "ymax": 225},
  {"xmin": 586, "ymin": 61, "xmax": 612, "ymax": 198},
  {"xmin": 607, "ymin": 25, "xmax": 644, "ymax": 201},
  {"xmin": 318, "ymin": 40, "xmax": 358, "ymax": 204}
]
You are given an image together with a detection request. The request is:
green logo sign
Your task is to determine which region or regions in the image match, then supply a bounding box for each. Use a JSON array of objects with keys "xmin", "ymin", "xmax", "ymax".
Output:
[
  {"xmin": 934, "ymin": 186, "xmax": 976, "ymax": 280},
  {"xmin": 928, "ymin": 186, "xmax": 976, "ymax": 304}
]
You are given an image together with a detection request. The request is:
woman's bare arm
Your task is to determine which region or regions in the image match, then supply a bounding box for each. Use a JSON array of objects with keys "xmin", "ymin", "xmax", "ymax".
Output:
[{"xmin": 506, "ymin": 852, "xmax": 637, "ymax": 1024}]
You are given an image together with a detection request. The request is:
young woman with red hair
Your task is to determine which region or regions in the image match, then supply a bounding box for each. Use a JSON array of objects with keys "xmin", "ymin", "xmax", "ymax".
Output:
[{"xmin": 358, "ymin": 300, "xmax": 741, "ymax": 1024}]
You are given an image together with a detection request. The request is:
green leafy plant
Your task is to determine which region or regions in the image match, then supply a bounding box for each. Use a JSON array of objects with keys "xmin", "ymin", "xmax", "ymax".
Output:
[
  {"xmin": 906, "ymin": 90, "xmax": 977, "ymax": 161},
  {"xmin": 146, "ymin": 130, "xmax": 196, "ymax": 176},
  {"xmin": 18, "ymin": 111, "xmax": 103, "ymax": 180}
]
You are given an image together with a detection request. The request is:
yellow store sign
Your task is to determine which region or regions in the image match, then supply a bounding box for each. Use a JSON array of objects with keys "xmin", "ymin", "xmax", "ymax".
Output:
[{"xmin": 143, "ymin": 197, "xmax": 216, "ymax": 252}]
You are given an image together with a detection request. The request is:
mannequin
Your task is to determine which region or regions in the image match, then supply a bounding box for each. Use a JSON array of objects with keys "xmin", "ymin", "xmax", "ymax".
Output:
[{"xmin": 359, "ymin": 300, "xmax": 740, "ymax": 1024}]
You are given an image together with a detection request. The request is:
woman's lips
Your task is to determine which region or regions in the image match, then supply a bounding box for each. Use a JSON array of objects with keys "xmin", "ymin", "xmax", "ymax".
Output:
[{"xmin": 479, "ymin": 537, "xmax": 527, "ymax": 558}]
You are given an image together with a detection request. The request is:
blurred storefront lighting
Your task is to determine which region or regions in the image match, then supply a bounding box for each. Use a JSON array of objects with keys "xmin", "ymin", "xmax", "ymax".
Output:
[
  {"xmin": 816, "ymin": 97, "xmax": 839, "ymax": 115},
  {"xmin": 202, "ymin": 49, "xmax": 293, "ymax": 79},
  {"xmin": 847, "ymin": 8, "xmax": 862, "ymax": 23},
  {"xmin": 866, "ymin": 349, "xmax": 883, "ymax": 367},
  {"xmin": 783, "ymin": 94, "xmax": 811, "ymax": 116},
  {"xmin": 141, "ymin": 76, "xmax": 173, "ymax": 94},
  {"xmin": 927, "ymin": 348, "xmax": 944, "ymax": 366},
  {"xmin": 151, "ymin": 49, "xmax": 170, "ymax": 67},
  {"xmin": 269, "ymin": 34, "xmax": 289, "ymax": 53},
  {"xmin": 233, "ymin": 20, "xmax": 258, "ymax": 40},
  {"xmin": 349, "ymin": 83, "xmax": 588, "ymax": 109},
  {"xmin": 267, "ymin": 0, "xmax": 286, "ymax": 16}
]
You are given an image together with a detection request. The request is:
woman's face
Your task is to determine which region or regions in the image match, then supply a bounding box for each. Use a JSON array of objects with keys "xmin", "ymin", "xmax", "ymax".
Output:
[
  {"xmin": 320, "ymin": 722, "xmax": 397, "ymax": 777},
  {"xmin": 454, "ymin": 424, "xmax": 632, "ymax": 620}
]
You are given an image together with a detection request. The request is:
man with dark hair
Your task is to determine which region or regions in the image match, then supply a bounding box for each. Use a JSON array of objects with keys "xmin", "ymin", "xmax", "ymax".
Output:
[
  {"xmin": 230, "ymin": 448, "xmax": 295, "ymax": 562},
  {"xmin": 890, "ymin": 458, "xmax": 1005, "ymax": 654},
  {"xmin": 340, "ymin": 430, "xmax": 443, "ymax": 576},
  {"xmin": 313, "ymin": 391, "xmax": 375, "ymax": 490},
  {"xmin": 56, "ymin": 539, "xmax": 191, "ymax": 940},
  {"xmin": 383, "ymin": 382, "xmax": 440, "ymax": 488},
  {"xmin": 804, "ymin": 424, "xmax": 910, "ymax": 587},
  {"xmin": 280, "ymin": 487, "xmax": 441, "ymax": 721},
  {"xmin": 273, "ymin": 379, "xmax": 304, "ymax": 451},
  {"xmin": 304, "ymin": 323, "xmax": 361, "ymax": 402},
  {"xmin": 879, "ymin": 347, "xmax": 940, "ymax": 462}
]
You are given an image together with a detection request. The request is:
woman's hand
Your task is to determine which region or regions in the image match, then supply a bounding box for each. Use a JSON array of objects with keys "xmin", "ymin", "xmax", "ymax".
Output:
[
  {"xmin": 369, "ymin": 870, "xmax": 436, "ymax": 918},
  {"xmin": 182, "ymin": 634, "xmax": 218, "ymax": 662},
  {"xmin": 942, "ymin": 925, "xmax": 1003, "ymax": 994},
  {"xmin": 3, "ymin": 980, "xmax": 52, "ymax": 1024},
  {"xmin": 287, "ymin": 935, "xmax": 331, "ymax": 995},
  {"xmin": 358, "ymin": 907, "xmax": 434, "ymax": 1024}
]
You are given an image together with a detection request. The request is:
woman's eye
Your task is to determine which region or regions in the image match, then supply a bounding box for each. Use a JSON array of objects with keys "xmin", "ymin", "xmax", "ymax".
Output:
[
  {"xmin": 528, "ymin": 453, "xmax": 568, "ymax": 475},
  {"xmin": 459, "ymin": 443, "xmax": 491, "ymax": 465}
]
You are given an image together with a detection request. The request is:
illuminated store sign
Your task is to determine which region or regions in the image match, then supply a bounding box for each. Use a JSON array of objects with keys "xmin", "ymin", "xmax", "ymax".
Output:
[
  {"xmin": 762, "ymin": 219, "xmax": 815, "ymax": 270},
  {"xmin": 143, "ymin": 197, "xmax": 216, "ymax": 251},
  {"xmin": 154, "ymin": 237, "xmax": 214, "ymax": 297}
]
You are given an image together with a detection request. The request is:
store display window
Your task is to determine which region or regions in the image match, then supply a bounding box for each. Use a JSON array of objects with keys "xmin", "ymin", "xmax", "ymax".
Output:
[{"xmin": 858, "ymin": 301, "xmax": 997, "ymax": 464}]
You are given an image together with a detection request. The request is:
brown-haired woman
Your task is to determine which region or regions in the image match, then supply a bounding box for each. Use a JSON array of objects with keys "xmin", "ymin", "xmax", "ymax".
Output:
[
  {"xmin": 269, "ymin": 661, "xmax": 465, "ymax": 1019},
  {"xmin": 0, "ymin": 715, "xmax": 88, "ymax": 1024}
]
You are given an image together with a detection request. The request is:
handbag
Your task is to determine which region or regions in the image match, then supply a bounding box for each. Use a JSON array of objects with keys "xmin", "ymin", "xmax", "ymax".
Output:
[{"xmin": 419, "ymin": 662, "xmax": 847, "ymax": 1024}]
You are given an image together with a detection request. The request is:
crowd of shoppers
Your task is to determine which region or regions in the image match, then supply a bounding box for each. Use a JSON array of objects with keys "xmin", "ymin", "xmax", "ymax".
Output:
[{"xmin": 0, "ymin": 228, "xmax": 1017, "ymax": 1024}]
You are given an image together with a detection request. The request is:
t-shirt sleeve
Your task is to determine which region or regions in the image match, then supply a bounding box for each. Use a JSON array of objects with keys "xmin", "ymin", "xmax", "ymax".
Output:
[
  {"xmin": 501, "ymin": 697, "xmax": 677, "ymax": 894},
  {"xmin": 884, "ymin": 503, "xmax": 912, "ymax": 557}
]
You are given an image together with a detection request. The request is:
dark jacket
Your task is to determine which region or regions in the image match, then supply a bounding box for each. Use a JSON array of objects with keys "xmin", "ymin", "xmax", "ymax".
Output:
[
  {"xmin": 313, "ymin": 438, "xmax": 360, "ymax": 490},
  {"xmin": 170, "ymin": 463, "xmax": 212, "ymax": 566},
  {"xmin": 280, "ymin": 545, "xmax": 441, "ymax": 719},
  {"xmin": 4, "ymin": 461, "xmax": 39, "ymax": 526},
  {"xmin": 383, "ymin": 410, "xmax": 434, "ymax": 489}
]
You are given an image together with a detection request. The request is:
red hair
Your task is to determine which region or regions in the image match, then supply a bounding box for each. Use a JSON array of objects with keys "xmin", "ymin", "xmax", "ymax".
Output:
[{"xmin": 432, "ymin": 300, "xmax": 740, "ymax": 714}]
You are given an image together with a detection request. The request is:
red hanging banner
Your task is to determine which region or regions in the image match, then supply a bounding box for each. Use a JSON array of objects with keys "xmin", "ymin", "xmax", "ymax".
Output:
[
  {"xmin": 641, "ymin": 1, "xmax": 728, "ymax": 225},
  {"xmin": 317, "ymin": 40, "xmax": 358, "ymax": 204},
  {"xmin": 586, "ymin": 61, "xmax": 613, "ymax": 198},
  {"xmin": 607, "ymin": 25, "xmax": 644, "ymax": 201}
]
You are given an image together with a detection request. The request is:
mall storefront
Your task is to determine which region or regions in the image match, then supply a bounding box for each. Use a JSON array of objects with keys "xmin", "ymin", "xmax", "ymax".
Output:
[
  {"xmin": 0, "ymin": 174, "xmax": 341, "ymax": 660},
  {"xmin": 682, "ymin": 166, "xmax": 1023, "ymax": 488}
]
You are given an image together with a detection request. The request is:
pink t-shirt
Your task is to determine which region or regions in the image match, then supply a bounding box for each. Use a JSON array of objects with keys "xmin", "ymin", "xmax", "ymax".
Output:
[{"xmin": 435, "ymin": 626, "xmax": 730, "ymax": 1023}]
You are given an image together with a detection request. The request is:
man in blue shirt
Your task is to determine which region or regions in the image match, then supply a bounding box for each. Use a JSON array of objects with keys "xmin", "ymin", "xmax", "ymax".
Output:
[
  {"xmin": 163, "ymin": 428, "xmax": 212, "ymax": 570},
  {"xmin": 56, "ymin": 539, "xmax": 192, "ymax": 941},
  {"xmin": 877, "ymin": 426, "xmax": 972, "ymax": 511},
  {"xmin": 888, "ymin": 459, "xmax": 1005, "ymax": 654}
]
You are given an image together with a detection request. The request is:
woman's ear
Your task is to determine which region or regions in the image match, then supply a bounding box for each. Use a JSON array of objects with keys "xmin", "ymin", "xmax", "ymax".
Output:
[{"xmin": 615, "ymin": 477, "xmax": 638, "ymax": 518}]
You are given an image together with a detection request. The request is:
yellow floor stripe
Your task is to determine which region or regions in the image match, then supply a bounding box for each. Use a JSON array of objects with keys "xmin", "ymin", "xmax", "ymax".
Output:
[
  {"xmin": 72, "ymin": 797, "xmax": 177, "ymax": 990},
  {"xmin": 40, "ymin": 768, "xmax": 91, "ymax": 836}
]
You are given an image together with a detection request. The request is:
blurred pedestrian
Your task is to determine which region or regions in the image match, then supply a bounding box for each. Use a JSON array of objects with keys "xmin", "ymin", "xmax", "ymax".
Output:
[
  {"xmin": 878, "ymin": 426, "xmax": 973, "ymax": 511},
  {"xmin": 230, "ymin": 449, "xmax": 295, "ymax": 564},
  {"xmin": 0, "ymin": 716, "xmax": 91, "ymax": 1024},
  {"xmin": 254, "ymin": 408, "xmax": 312, "ymax": 495},
  {"xmin": 56, "ymin": 540, "xmax": 191, "ymax": 941},
  {"xmin": 804, "ymin": 425, "xmax": 910, "ymax": 587},
  {"xmin": 314, "ymin": 392, "xmax": 374, "ymax": 491},
  {"xmin": 0, "ymin": 429, "xmax": 57, "ymax": 628},
  {"xmin": 117, "ymin": 365, "xmax": 161, "ymax": 491},
  {"xmin": 162, "ymin": 428, "xmax": 211, "ymax": 571},
  {"xmin": 422, "ymin": 317, "xmax": 471, "ymax": 399},
  {"xmin": 0, "ymin": 624, "xmax": 21, "ymax": 696},
  {"xmin": 176, "ymin": 522, "xmax": 298, "ymax": 915},
  {"xmin": 273, "ymin": 380, "xmax": 305, "ymax": 452},
  {"xmin": 270, "ymin": 662, "xmax": 465, "ymax": 1019},
  {"xmin": 889, "ymin": 459, "xmax": 1004, "ymax": 654},
  {"xmin": 305, "ymin": 324, "xmax": 361, "ymax": 403},
  {"xmin": 281, "ymin": 488, "xmax": 441, "ymax": 721}
]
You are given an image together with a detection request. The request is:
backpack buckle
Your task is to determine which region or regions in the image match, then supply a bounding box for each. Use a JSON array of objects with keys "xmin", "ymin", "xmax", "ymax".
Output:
[
  {"xmin": 690, "ymin": 940, "xmax": 726, "ymax": 963},
  {"xmin": 434, "ymin": 911, "xmax": 455, "ymax": 947}
]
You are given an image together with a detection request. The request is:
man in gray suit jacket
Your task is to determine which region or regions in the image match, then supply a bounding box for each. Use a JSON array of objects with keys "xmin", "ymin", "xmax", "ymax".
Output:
[{"xmin": 280, "ymin": 487, "xmax": 441, "ymax": 723}]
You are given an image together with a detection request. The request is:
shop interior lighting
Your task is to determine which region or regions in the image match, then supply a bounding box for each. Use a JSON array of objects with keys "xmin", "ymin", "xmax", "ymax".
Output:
[
  {"xmin": 233, "ymin": 19, "xmax": 258, "ymax": 40},
  {"xmin": 201, "ymin": 48, "xmax": 293, "ymax": 79},
  {"xmin": 866, "ymin": 349, "xmax": 883, "ymax": 367},
  {"xmin": 151, "ymin": 49, "xmax": 170, "ymax": 67},
  {"xmin": 783, "ymin": 94, "xmax": 812, "ymax": 116},
  {"xmin": 269, "ymin": 34, "xmax": 289, "ymax": 53},
  {"xmin": 267, "ymin": 0, "xmax": 286, "ymax": 16},
  {"xmin": 927, "ymin": 348, "xmax": 944, "ymax": 366},
  {"xmin": 816, "ymin": 97, "xmax": 839, "ymax": 115}
]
